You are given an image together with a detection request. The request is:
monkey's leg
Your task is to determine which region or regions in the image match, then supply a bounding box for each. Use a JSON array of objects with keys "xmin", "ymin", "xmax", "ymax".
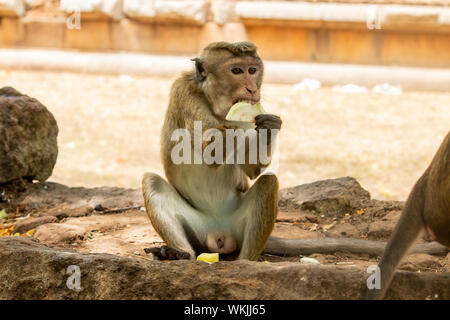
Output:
[
  {"xmin": 234, "ymin": 174, "xmax": 278, "ymax": 261},
  {"xmin": 366, "ymin": 182, "xmax": 425, "ymax": 300},
  {"xmin": 142, "ymin": 172, "xmax": 208, "ymax": 259}
]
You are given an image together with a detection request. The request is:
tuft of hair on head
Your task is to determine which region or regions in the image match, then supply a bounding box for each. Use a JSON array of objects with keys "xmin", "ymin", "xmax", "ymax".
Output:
[{"xmin": 202, "ymin": 41, "xmax": 258, "ymax": 57}]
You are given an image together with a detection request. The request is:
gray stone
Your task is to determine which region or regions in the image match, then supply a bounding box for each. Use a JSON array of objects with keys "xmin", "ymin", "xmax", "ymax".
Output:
[
  {"xmin": 278, "ymin": 177, "xmax": 371, "ymax": 214},
  {"xmin": 0, "ymin": 237, "xmax": 449, "ymax": 299},
  {"xmin": 0, "ymin": 87, "xmax": 58, "ymax": 184}
]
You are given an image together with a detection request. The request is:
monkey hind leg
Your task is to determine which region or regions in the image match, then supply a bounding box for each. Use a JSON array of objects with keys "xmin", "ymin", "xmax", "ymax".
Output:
[
  {"xmin": 142, "ymin": 172, "xmax": 208, "ymax": 259},
  {"xmin": 235, "ymin": 174, "xmax": 278, "ymax": 261},
  {"xmin": 365, "ymin": 182, "xmax": 425, "ymax": 300}
]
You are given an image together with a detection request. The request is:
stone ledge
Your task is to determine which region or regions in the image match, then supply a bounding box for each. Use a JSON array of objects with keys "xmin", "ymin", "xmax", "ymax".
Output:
[
  {"xmin": 122, "ymin": 0, "xmax": 210, "ymax": 25},
  {"xmin": 1, "ymin": 2, "xmax": 449, "ymax": 67},
  {"xmin": 0, "ymin": 237, "xmax": 449, "ymax": 299},
  {"xmin": 235, "ymin": 2, "xmax": 450, "ymax": 31},
  {"xmin": 60, "ymin": 0, "xmax": 124, "ymax": 20},
  {"xmin": 1, "ymin": 1, "xmax": 449, "ymax": 31}
]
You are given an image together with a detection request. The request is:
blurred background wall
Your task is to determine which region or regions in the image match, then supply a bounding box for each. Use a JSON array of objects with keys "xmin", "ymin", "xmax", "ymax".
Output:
[{"xmin": 0, "ymin": 0, "xmax": 449, "ymax": 67}]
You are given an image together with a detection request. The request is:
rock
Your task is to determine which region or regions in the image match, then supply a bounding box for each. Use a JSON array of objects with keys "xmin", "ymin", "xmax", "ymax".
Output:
[
  {"xmin": 0, "ymin": 87, "xmax": 58, "ymax": 185},
  {"xmin": 33, "ymin": 223, "xmax": 86, "ymax": 244},
  {"xmin": 13, "ymin": 215, "xmax": 57, "ymax": 234},
  {"xmin": 400, "ymin": 254, "xmax": 443, "ymax": 272},
  {"xmin": 45, "ymin": 203, "xmax": 94, "ymax": 218},
  {"xmin": 0, "ymin": 0, "xmax": 25, "ymax": 16},
  {"xmin": 278, "ymin": 177, "xmax": 371, "ymax": 214},
  {"xmin": 60, "ymin": 0, "xmax": 123, "ymax": 20},
  {"xmin": 1, "ymin": 237, "xmax": 449, "ymax": 299},
  {"xmin": 123, "ymin": 0, "xmax": 209, "ymax": 25},
  {"xmin": 13, "ymin": 181, "xmax": 142, "ymax": 213}
]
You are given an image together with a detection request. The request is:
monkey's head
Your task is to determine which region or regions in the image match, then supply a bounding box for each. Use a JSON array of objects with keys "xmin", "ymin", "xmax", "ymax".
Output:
[{"xmin": 192, "ymin": 41, "xmax": 263, "ymax": 119}]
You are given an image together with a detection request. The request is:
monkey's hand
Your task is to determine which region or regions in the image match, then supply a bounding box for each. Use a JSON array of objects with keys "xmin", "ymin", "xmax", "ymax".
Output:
[
  {"xmin": 255, "ymin": 114, "xmax": 282, "ymax": 132},
  {"xmin": 144, "ymin": 245, "xmax": 191, "ymax": 260},
  {"xmin": 255, "ymin": 114, "xmax": 282, "ymax": 143}
]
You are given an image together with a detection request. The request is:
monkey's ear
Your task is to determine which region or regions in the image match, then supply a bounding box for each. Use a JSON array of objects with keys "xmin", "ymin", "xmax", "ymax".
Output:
[{"xmin": 191, "ymin": 57, "xmax": 206, "ymax": 82}]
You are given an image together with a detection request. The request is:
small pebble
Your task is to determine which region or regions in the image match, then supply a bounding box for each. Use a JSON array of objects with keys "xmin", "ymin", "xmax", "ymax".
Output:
[{"xmin": 300, "ymin": 257, "xmax": 320, "ymax": 265}]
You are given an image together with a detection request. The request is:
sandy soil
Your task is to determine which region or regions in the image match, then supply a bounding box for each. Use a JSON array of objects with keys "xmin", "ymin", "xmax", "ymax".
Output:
[{"xmin": 1, "ymin": 69, "xmax": 449, "ymax": 201}]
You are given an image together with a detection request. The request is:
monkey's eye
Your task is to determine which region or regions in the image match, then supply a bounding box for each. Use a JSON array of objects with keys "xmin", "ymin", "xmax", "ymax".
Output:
[
  {"xmin": 248, "ymin": 67, "xmax": 257, "ymax": 75},
  {"xmin": 231, "ymin": 67, "xmax": 244, "ymax": 75}
]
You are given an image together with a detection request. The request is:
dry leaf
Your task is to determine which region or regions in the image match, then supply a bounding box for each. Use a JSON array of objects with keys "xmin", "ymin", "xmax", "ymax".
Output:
[{"xmin": 0, "ymin": 226, "xmax": 14, "ymax": 237}]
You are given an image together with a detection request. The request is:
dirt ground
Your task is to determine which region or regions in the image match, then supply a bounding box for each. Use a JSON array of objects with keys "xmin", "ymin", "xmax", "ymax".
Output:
[
  {"xmin": 1, "ymin": 69, "xmax": 449, "ymax": 201},
  {"xmin": 0, "ymin": 180, "xmax": 448, "ymax": 285}
]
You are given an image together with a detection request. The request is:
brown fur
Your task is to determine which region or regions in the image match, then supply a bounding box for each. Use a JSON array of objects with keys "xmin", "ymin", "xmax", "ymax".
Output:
[
  {"xmin": 143, "ymin": 42, "xmax": 281, "ymax": 260},
  {"xmin": 366, "ymin": 131, "xmax": 450, "ymax": 299}
]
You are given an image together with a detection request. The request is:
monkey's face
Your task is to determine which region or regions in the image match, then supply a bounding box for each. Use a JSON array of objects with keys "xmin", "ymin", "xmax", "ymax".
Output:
[{"xmin": 202, "ymin": 56, "xmax": 263, "ymax": 119}]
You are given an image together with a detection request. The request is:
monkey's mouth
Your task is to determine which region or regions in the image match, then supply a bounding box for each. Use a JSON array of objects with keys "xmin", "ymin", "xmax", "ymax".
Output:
[{"xmin": 232, "ymin": 98, "xmax": 259, "ymax": 106}]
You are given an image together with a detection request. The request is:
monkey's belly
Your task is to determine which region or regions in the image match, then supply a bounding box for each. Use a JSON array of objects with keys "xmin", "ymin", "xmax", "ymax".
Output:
[{"xmin": 173, "ymin": 164, "xmax": 244, "ymax": 216}]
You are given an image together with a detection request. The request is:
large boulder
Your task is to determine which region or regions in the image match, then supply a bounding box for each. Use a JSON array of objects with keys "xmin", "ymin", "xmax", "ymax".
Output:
[
  {"xmin": 278, "ymin": 177, "xmax": 371, "ymax": 214},
  {"xmin": 0, "ymin": 87, "xmax": 58, "ymax": 184}
]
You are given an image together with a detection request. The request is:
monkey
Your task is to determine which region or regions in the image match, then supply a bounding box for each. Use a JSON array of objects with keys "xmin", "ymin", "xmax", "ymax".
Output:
[
  {"xmin": 142, "ymin": 41, "xmax": 282, "ymax": 261},
  {"xmin": 366, "ymin": 130, "xmax": 450, "ymax": 299}
]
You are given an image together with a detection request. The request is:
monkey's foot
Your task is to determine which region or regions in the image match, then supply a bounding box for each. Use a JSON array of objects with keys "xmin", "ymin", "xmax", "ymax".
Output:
[{"xmin": 144, "ymin": 245, "xmax": 190, "ymax": 260}]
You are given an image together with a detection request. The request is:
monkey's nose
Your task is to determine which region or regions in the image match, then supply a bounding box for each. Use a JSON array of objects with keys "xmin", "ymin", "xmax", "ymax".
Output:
[
  {"xmin": 217, "ymin": 238, "xmax": 224, "ymax": 249},
  {"xmin": 246, "ymin": 87, "xmax": 256, "ymax": 95}
]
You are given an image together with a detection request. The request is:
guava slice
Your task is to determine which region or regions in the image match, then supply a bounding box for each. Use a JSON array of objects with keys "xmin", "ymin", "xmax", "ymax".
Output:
[{"xmin": 225, "ymin": 101, "xmax": 266, "ymax": 122}]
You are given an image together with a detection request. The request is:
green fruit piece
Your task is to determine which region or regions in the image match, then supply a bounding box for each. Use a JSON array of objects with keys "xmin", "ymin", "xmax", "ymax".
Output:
[{"xmin": 225, "ymin": 101, "xmax": 266, "ymax": 122}]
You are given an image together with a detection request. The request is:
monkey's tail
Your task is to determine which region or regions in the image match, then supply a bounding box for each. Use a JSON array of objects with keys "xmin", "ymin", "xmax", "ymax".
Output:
[{"xmin": 365, "ymin": 178, "xmax": 425, "ymax": 300}]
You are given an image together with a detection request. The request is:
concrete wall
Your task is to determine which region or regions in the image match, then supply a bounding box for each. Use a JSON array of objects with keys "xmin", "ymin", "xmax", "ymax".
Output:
[{"xmin": 0, "ymin": 0, "xmax": 449, "ymax": 67}]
